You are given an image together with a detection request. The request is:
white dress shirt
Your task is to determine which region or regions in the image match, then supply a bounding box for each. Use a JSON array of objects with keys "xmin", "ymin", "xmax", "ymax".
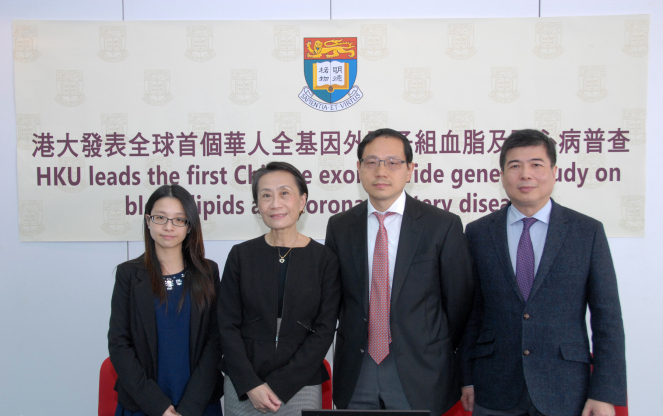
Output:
[
  {"xmin": 506, "ymin": 199, "xmax": 552, "ymax": 275},
  {"xmin": 367, "ymin": 190, "xmax": 406, "ymax": 297}
]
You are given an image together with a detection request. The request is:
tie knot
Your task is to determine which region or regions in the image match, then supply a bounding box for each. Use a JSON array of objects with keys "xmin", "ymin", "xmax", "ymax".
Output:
[
  {"xmin": 373, "ymin": 211, "xmax": 396, "ymax": 225},
  {"xmin": 522, "ymin": 217, "xmax": 538, "ymax": 231}
]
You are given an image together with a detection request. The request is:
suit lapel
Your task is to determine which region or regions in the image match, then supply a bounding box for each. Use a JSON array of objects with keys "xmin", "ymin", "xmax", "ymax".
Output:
[
  {"xmin": 391, "ymin": 195, "xmax": 423, "ymax": 308},
  {"xmin": 528, "ymin": 200, "xmax": 569, "ymax": 301},
  {"xmin": 350, "ymin": 201, "xmax": 369, "ymax": 317},
  {"xmin": 489, "ymin": 205, "xmax": 524, "ymax": 303},
  {"xmin": 135, "ymin": 269, "xmax": 158, "ymax": 362}
]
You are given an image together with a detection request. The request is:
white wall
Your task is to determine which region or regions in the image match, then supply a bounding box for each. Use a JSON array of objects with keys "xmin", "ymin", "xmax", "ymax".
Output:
[{"xmin": 1, "ymin": 1, "xmax": 661, "ymax": 415}]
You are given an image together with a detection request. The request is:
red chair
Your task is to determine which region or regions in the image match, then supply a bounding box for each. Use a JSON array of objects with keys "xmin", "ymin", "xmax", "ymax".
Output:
[
  {"xmin": 442, "ymin": 401, "xmax": 471, "ymax": 416},
  {"xmin": 322, "ymin": 359, "xmax": 333, "ymax": 409},
  {"xmin": 99, "ymin": 357, "xmax": 119, "ymax": 416}
]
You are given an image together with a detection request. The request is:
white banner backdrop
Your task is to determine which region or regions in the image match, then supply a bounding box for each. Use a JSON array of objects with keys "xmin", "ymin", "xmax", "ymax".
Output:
[{"xmin": 13, "ymin": 15, "xmax": 648, "ymax": 241}]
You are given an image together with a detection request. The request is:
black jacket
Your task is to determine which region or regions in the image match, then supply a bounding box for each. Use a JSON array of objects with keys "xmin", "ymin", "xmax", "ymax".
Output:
[
  {"xmin": 325, "ymin": 194, "xmax": 474, "ymax": 416},
  {"xmin": 108, "ymin": 258, "xmax": 223, "ymax": 416},
  {"xmin": 218, "ymin": 236, "xmax": 341, "ymax": 403}
]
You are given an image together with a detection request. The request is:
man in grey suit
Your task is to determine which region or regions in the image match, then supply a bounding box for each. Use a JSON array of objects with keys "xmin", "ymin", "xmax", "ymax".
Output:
[
  {"xmin": 325, "ymin": 128, "xmax": 474, "ymax": 415},
  {"xmin": 460, "ymin": 129, "xmax": 626, "ymax": 416}
]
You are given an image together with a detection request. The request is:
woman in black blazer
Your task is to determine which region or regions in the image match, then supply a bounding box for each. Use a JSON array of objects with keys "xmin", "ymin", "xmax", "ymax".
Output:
[
  {"xmin": 109, "ymin": 184, "xmax": 223, "ymax": 416},
  {"xmin": 218, "ymin": 162, "xmax": 341, "ymax": 415}
]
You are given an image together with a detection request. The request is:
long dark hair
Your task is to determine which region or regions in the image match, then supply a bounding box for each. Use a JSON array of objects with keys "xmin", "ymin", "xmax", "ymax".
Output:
[{"xmin": 137, "ymin": 184, "xmax": 215, "ymax": 311}]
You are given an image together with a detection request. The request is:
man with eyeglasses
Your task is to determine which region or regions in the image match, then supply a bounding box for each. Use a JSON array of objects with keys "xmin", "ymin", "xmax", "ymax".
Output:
[{"xmin": 325, "ymin": 128, "xmax": 474, "ymax": 415}]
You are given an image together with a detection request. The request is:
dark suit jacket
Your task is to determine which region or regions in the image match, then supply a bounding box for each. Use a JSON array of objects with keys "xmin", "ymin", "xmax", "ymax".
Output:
[
  {"xmin": 108, "ymin": 258, "xmax": 223, "ymax": 416},
  {"xmin": 325, "ymin": 194, "xmax": 474, "ymax": 416},
  {"xmin": 217, "ymin": 237, "xmax": 341, "ymax": 403},
  {"xmin": 459, "ymin": 201, "xmax": 626, "ymax": 416}
]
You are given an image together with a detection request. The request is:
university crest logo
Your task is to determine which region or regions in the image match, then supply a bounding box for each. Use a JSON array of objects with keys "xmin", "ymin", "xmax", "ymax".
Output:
[
  {"xmin": 55, "ymin": 70, "xmax": 86, "ymax": 107},
  {"xmin": 533, "ymin": 23, "xmax": 564, "ymax": 59},
  {"xmin": 185, "ymin": 26, "xmax": 215, "ymax": 62},
  {"xmin": 619, "ymin": 195, "xmax": 645, "ymax": 232},
  {"xmin": 13, "ymin": 25, "xmax": 40, "ymax": 63},
  {"xmin": 622, "ymin": 20, "xmax": 648, "ymax": 57},
  {"xmin": 98, "ymin": 26, "xmax": 128, "ymax": 63},
  {"xmin": 19, "ymin": 200, "xmax": 46, "ymax": 237},
  {"xmin": 299, "ymin": 37, "xmax": 363, "ymax": 112}
]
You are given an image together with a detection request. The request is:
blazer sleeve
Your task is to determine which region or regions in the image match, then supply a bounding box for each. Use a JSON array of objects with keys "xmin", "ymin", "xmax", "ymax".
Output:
[
  {"xmin": 265, "ymin": 249, "xmax": 341, "ymax": 403},
  {"xmin": 439, "ymin": 215, "xmax": 475, "ymax": 350},
  {"xmin": 217, "ymin": 246, "xmax": 265, "ymax": 398},
  {"xmin": 108, "ymin": 264, "xmax": 172, "ymax": 416},
  {"xmin": 458, "ymin": 269, "xmax": 483, "ymax": 386},
  {"xmin": 177, "ymin": 262, "xmax": 223, "ymax": 416},
  {"xmin": 586, "ymin": 223, "xmax": 627, "ymax": 406}
]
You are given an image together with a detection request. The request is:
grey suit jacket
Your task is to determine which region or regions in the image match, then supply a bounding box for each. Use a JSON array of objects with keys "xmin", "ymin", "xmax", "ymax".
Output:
[
  {"xmin": 326, "ymin": 194, "xmax": 474, "ymax": 416},
  {"xmin": 459, "ymin": 200, "xmax": 626, "ymax": 416}
]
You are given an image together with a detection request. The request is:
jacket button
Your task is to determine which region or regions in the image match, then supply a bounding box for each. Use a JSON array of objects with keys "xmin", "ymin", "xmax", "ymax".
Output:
[
  {"xmin": 364, "ymin": 318, "xmax": 367, "ymax": 322},
  {"xmin": 523, "ymin": 349, "xmax": 530, "ymax": 356},
  {"xmin": 523, "ymin": 313, "xmax": 530, "ymax": 320},
  {"xmin": 360, "ymin": 349, "xmax": 364, "ymax": 353}
]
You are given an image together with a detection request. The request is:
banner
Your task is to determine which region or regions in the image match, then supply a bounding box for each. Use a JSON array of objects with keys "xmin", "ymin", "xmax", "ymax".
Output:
[{"xmin": 13, "ymin": 16, "xmax": 649, "ymax": 241}]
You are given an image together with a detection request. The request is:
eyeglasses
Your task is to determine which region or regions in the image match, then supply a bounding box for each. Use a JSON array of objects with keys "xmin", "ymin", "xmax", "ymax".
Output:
[
  {"xmin": 148, "ymin": 215, "xmax": 189, "ymax": 227},
  {"xmin": 360, "ymin": 157, "xmax": 407, "ymax": 171}
]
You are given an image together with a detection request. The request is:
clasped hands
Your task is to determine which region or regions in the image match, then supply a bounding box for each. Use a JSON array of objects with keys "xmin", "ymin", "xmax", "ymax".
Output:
[{"xmin": 248, "ymin": 383, "xmax": 282, "ymax": 413}]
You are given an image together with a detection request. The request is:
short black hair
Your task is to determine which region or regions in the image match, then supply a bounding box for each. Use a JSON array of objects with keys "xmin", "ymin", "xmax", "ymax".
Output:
[
  {"xmin": 251, "ymin": 161, "xmax": 309, "ymax": 205},
  {"xmin": 356, "ymin": 128, "xmax": 413, "ymax": 164},
  {"xmin": 500, "ymin": 129, "xmax": 557, "ymax": 171}
]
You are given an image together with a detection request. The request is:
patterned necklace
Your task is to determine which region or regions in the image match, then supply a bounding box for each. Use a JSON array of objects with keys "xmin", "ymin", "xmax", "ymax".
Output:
[{"xmin": 273, "ymin": 234, "xmax": 298, "ymax": 263}]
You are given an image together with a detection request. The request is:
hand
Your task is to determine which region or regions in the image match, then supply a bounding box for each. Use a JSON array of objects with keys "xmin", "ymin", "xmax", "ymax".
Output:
[
  {"xmin": 581, "ymin": 399, "xmax": 615, "ymax": 416},
  {"xmin": 460, "ymin": 386, "xmax": 475, "ymax": 412},
  {"xmin": 162, "ymin": 405, "xmax": 180, "ymax": 416},
  {"xmin": 247, "ymin": 383, "xmax": 282, "ymax": 413}
]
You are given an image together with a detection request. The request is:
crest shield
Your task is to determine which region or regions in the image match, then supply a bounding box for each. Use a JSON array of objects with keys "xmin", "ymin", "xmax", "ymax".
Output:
[
  {"xmin": 229, "ymin": 69, "xmax": 260, "ymax": 105},
  {"xmin": 102, "ymin": 113, "xmax": 128, "ymax": 136},
  {"xmin": 362, "ymin": 111, "xmax": 387, "ymax": 132},
  {"xmin": 272, "ymin": 26, "xmax": 300, "ymax": 62},
  {"xmin": 98, "ymin": 27, "xmax": 128, "ymax": 63},
  {"xmin": 534, "ymin": 110, "xmax": 561, "ymax": 139},
  {"xmin": 446, "ymin": 24, "xmax": 476, "ymax": 60},
  {"xmin": 489, "ymin": 67, "xmax": 520, "ymax": 103},
  {"xmin": 189, "ymin": 113, "xmax": 214, "ymax": 148},
  {"xmin": 577, "ymin": 66, "xmax": 607, "ymax": 102},
  {"xmin": 16, "ymin": 114, "xmax": 40, "ymax": 151},
  {"xmin": 304, "ymin": 38, "xmax": 357, "ymax": 103},
  {"xmin": 360, "ymin": 25, "xmax": 389, "ymax": 61},
  {"xmin": 448, "ymin": 111, "xmax": 474, "ymax": 135},
  {"xmin": 185, "ymin": 26, "xmax": 215, "ymax": 62},
  {"xmin": 619, "ymin": 195, "xmax": 645, "ymax": 232},
  {"xmin": 402, "ymin": 68, "xmax": 433, "ymax": 104},
  {"xmin": 55, "ymin": 70, "xmax": 86, "ymax": 107},
  {"xmin": 101, "ymin": 200, "xmax": 132, "ymax": 236},
  {"xmin": 533, "ymin": 23, "xmax": 564, "ymax": 59},
  {"xmin": 143, "ymin": 70, "xmax": 173, "ymax": 106},
  {"xmin": 622, "ymin": 109, "xmax": 646, "ymax": 145},
  {"xmin": 13, "ymin": 25, "xmax": 40, "ymax": 62},
  {"xmin": 19, "ymin": 201, "xmax": 46, "ymax": 237},
  {"xmin": 274, "ymin": 113, "xmax": 301, "ymax": 138},
  {"xmin": 622, "ymin": 20, "xmax": 648, "ymax": 57}
]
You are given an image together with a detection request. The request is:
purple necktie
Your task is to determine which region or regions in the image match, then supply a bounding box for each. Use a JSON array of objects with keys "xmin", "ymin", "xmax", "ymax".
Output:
[{"xmin": 516, "ymin": 218, "xmax": 538, "ymax": 302}]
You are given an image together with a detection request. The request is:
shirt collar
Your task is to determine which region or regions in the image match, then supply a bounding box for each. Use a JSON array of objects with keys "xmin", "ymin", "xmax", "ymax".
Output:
[
  {"xmin": 507, "ymin": 199, "xmax": 552, "ymax": 226},
  {"xmin": 367, "ymin": 190, "xmax": 406, "ymax": 217}
]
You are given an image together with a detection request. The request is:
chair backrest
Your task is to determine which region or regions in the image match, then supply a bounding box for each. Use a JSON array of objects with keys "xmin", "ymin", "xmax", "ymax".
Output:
[
  {"xmin": 322, "ymin": 359, "xmax": 333, "ymax": 409},
  {"xmin": 99, "ymin": 357, "xmax": 118, "ymax": 416}
]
